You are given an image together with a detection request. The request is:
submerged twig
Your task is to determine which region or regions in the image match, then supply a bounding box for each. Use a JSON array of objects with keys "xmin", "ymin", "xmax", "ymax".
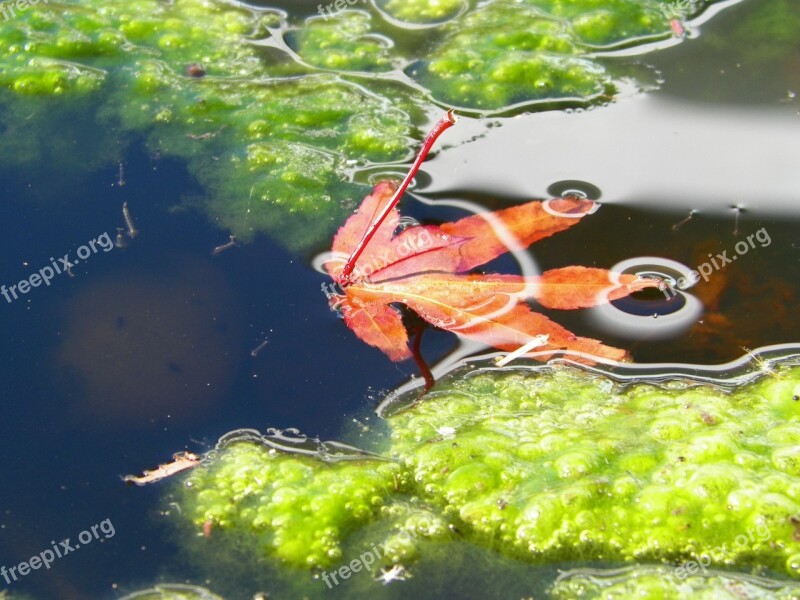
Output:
[
  {"xmin": 212, "ymin": 235, "xmax": 238, "ymax": 256},
  {"xmin": 187, "ymin": 125, "xmax": 226, "ymax": 140},
  {"xmin": 250, "ymin": 338, "xmax": 269, "ymax": 357},
  {"xmin": 122, "ymin": 202, "xmax": 138, "ymax": 238},
  {"xmin": 671, "ymin": 210, "xmax": 696, "ymax": 231}
]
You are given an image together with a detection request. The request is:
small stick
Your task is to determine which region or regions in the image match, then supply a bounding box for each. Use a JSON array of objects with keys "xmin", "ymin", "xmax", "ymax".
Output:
[
  {"xmin": 495, "ymin": 334, "xmax": 550, "ymax": 367},
  {"xmin": 250, "ymin": 338, "xmax": 269, "ymax": 357},
  {"xmin": 122, "ymin": 202, "xmax": 138, "ymax": 238},
  {"xmin": 671, "ymin": 209, "xmax": 696, "ymax": 231},
  {"xmin": 122, "ymin": 452, "xmax": 201, "ymax": 486},
  {"xmin": 732, "ymin": 205, "xmax": 744, "ymax": 236},
  {"xmin": 212, "ymin": 235, "xmax": 239, "ymax": 256},
  {"xmin": 115, "ymin": 227, "xmax": 128, "ymax": 249},
  {"xmin": 340, "ymin": 110, "xmax": 457, "ymax": 285}
]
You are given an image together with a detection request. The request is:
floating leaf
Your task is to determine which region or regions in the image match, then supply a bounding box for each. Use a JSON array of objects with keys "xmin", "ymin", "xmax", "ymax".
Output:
[{"xmin": 325, "ymin": 174, "xmax": 657, "ymax": 362}]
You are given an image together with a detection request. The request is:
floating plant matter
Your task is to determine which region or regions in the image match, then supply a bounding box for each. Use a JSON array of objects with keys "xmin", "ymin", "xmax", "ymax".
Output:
[
  {"xmin": 123, "ymin": 452, "xmax": 202, "ymax": 486},
  {"xmin": 174, "ymin": 358, "xmax": 800, "ymax": 589},
  {"xmin": 0, "ymin": 0, "xmax": 724, "ymax": 249},
  {"xmin": 322, "ymin": 112, "xmax": 660, "ymax": 369}
]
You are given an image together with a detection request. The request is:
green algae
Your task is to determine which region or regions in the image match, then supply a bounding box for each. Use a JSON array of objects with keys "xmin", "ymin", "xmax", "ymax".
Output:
[
  {"xmin": 530, "ymin": 0, "xmax": 670, "ymax": 45},
  {"xmin": 407, "ymin": 1, "xmax": 612, "ymax": 111},
  {"xmin": 0, "ymin": 0, "xmax": 419, "ymax": 248},
  {"xmin": 379, "ymin": 0, "xmax": 467, "ymax": 25},
  {"xmin": 405, "ymin": 0, "xmax": 712, "ymax": 110},
  {"xmin": 287, "ymin": 12, "xmax": 397, "ymax": 73},
  {"xmin": 176, "ymin": 362, "xmax": 800, "ymax": 586},
  {"xmin": 0, "ymin": 0, "xmax": 724, "ymax": 248},
  {"xmin": 187, "ymin": 441, "xmax": 402, "ymax": 568}
]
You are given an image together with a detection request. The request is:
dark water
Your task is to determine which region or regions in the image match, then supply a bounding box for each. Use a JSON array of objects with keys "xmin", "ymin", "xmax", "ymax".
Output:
[
  {"xmin": 0, "ymin": 0, "xmax": 798, "ymax": 598},
  {"xmin": 0, "ymin": 145, "xmax": 414, "ymax": 598}
]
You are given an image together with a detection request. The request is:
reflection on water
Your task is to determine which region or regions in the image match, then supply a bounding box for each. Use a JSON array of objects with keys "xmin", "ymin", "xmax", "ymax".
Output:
[
  {"xmin": 0, "ymin": 0, "xmax": 795, "ymax": 597},
  {"xmin": 378, "ymin": 342, "xmax": 800, "ymax": 417},
  {"xmin": 418, "ymin": 96, "xmax": 800, "ymax": 217},
  {"xmin": 591, "ymin": 255, "xmax": 703, "ymax": 340}
]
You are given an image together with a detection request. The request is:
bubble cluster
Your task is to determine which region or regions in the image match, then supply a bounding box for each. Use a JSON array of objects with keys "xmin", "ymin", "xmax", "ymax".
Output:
[
  {"xmin": 186, "ymin": 442, "xmax": 402, "ymax": 568},
  {"xmin": 288, "ymin": 11, "xmax": 396, "ymax": 72},
  {"xmin": 0, "ymin": 0, "xmax": 721, "ymax": 250},
  {"xmin": 179, "ymin": 364, "xmax": 800, "ymax": 578},
  {"xmin": 0, "ymin": 0, "xmax": 418, "ymax": 250}
]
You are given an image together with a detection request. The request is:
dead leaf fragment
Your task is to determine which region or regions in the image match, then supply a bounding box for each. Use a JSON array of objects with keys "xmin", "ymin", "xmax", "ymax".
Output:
[{"xmin": 123, "ymin": 451, "xmax": 201, "ymax": 486}]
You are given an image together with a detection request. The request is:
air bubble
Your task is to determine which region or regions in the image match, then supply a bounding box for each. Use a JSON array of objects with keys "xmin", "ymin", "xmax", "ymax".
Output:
[
  {"xmin": 546, "ymin": 180, "xmax": 602, "ymax": 200},
  {"xmin": 589, "ymin": 257, "xmax": 703, "ymax": 340},
  {"xmin": 395, "ymin": 215, "xmax": 421, "ymax": 233}
]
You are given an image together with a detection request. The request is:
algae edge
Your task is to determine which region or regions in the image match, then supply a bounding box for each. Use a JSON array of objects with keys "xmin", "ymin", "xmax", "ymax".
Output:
[
  {"xmin": 172, "ymin": 362, "xmax": 800, "ymax": 595},
  {"xmin": 0, "ymin": 0, "xmax": 724, "ymax": 251},
  {"xmin": 0, "ymin": 0, "xmax": 420, "ymax": 251}
]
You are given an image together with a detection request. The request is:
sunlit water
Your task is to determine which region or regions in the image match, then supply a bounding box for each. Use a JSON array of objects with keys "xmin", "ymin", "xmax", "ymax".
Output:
[{"xmin": 0, "ymin": 0, "xmax": 798, "ymax": 598}]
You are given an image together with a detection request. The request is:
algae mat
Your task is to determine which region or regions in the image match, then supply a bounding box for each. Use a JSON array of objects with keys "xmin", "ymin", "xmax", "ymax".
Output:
[
  {"xmin": 0, "ymin": 0, "xmax": 728, "ymax": 250},
  {"xmin": 171, "ymin": 359, "xmax": 800, "ymax": 597}
]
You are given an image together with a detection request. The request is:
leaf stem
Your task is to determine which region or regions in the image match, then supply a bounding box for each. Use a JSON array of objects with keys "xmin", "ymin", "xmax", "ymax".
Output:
[
  {"xmin": 410, "ymin": 324, "xmax": 436, "ymax": 392},
  {"xmin": 340, "ymin": 109, "xmax": 457, "ymax": 284}
]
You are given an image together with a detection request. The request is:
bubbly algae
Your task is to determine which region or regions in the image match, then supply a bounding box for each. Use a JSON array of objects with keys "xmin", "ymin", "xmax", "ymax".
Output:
[
  {"xmin": 0, "ymin": 0, "xmax": 722, "ymax": 249},
  {"xmin": 177, "ymin": 361, "xmax": 800, "ymax": 594}
]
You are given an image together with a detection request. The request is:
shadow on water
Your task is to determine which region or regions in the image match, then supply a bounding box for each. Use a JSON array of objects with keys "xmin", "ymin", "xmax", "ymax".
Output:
[
  {"xmin": 52, "ymin": 255, "xmax": 244, "ymax": 429},
  {"xmin": 0, "ymin": 143, "xmax": 409, "ymax": 598}
]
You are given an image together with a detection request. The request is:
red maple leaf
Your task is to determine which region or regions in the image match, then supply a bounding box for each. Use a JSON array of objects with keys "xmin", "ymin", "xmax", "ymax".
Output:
[{"xmin": 323, "ymin": 111, "xmax": 658, "ymax": 368}]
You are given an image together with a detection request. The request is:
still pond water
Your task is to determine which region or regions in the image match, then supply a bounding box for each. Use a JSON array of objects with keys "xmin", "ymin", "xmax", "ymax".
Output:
[{"xmin": 0, "ymin": 0, "xmax": 799, "ymax": 598}]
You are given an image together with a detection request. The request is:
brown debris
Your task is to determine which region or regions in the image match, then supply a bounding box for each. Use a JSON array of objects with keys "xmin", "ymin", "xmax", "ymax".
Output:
[{"xmin": 123, "ymin": 451, "xmax": 201, "ymax": 486}]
